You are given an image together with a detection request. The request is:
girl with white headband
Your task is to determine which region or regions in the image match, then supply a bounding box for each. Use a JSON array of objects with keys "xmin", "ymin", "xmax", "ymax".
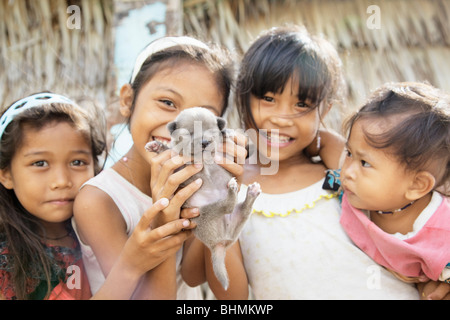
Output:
[
  {"xmin": 0, "ymin": 93, "xmax": 102, "ymax": 300},
  {"xmin": 0, "ymin": 93, "xmax": 195, "ymax": 299},
  {"xmin": 72, "ymin": 36, "xmax": 243, "ymax": 299}
]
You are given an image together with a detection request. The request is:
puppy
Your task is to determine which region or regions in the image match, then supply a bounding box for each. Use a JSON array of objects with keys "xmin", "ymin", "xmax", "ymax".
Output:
[{"xmin": 145, "ymin": 107, "xmax": 261, "ymax": 290}]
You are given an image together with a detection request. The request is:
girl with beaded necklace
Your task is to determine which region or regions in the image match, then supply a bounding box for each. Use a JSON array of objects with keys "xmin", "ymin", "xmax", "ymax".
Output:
[
  {"xmin": 339, "ymin": 82, "xmax": 450, "ymax": 299},
  {"xmin": 184, "ymin": 25, "xmax": 422, "ymax": 299}
]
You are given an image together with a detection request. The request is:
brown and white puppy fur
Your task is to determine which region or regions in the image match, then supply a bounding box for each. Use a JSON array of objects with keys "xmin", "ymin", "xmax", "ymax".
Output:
[{"xmin": 145, "ymin": 107, "xmax": 261, "ymax": 290}]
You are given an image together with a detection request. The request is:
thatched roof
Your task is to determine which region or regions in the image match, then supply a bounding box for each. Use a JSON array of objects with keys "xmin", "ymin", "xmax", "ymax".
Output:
[
  {"xmin": 0, "ymin": 0, "xmax": 114, "ymax": 114},
  {"xmin": 183, "ymin": 0, "xmax": 450, "ymax": 131},
  {"xmin": 1, "ymin": 0, "xmax": 448, "ymax": 133}
]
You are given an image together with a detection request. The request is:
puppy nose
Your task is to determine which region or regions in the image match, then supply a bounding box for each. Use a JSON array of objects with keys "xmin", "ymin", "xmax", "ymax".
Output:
[{"xmin": 202, "ymin": 139, "xmax": 210, "ymax": 149}]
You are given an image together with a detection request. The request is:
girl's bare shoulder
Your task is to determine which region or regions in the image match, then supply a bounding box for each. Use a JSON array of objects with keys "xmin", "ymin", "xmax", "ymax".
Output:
[
  {"xmin": 73, "ymin": 184, "xmax": 127, "ymax": 241},
  {"xmin": 74, "ymin": 184, "xmax": 116, "ymax": 214}
]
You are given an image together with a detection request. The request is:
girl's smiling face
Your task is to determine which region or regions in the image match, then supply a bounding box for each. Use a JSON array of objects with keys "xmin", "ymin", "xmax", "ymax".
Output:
[
  {"xmin": 249, "ymin": 77, "xmax": 323, "ymax": 163},
  {"xmin": 0, "ymin": 121, "xmax": 95, "ymax": 224},
  {"xmin": 122, "ymin": 61, "xmax": 224, "ymax": 162}
]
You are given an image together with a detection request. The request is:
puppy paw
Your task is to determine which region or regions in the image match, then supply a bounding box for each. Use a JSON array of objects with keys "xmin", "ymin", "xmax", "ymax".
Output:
[
  {"xmin": 145, "ymin": 141, "xmax": 163, "ymax": 153},
  {"xmin": 247, "ymin": 182, "xmax": 261, "ymax": 198},
  {"xmin": 227, "ymin": 177, "xmax": 238, "ymax": 193}
]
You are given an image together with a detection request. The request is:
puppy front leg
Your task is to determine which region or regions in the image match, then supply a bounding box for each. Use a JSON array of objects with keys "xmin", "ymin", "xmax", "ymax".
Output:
[
  {"xmin": 145, "ymin": 140, "xmax": 169, "ymax": 154},
  {"xmin": 228, "ymin": 182, "xmax": 261, "ymax": 238},
  {"xmin": 195, "ymin": 177, "xmax": 239, "ymax": 224}
]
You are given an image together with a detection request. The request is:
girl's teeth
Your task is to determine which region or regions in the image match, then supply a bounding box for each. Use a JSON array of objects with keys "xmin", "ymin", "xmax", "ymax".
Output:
[{"xmin": 267, "ymin": 134, "xmax": 290, "ymax": 143}]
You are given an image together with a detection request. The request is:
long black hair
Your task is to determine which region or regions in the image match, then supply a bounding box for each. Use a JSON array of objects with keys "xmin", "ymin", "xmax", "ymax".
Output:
[
  {"xmin": 0, "ymin": 97, "xmax": 106, "ymax": 299},
  {"xmin": 236, "ymin": 25, "xmax": 346, "ymax": 130}
]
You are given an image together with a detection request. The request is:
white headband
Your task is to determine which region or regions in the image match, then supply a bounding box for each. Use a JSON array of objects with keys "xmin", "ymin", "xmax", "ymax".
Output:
[
  {"xmin": 130, "ymin": 36, "xmax": 210, "ymax": 83},
  {"xmin": 434, "ymin": 99, "xmax": 448, "ymax": 110},
  {"xmin": 0, "ymin": 93, "xmax": 77, "ymax": 141}
]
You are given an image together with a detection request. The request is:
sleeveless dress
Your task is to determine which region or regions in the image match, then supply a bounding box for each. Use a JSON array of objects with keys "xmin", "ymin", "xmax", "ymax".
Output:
[
  {"xmin": 238, "ymin": 178, "xmax": 419, "ymax": 299},
  {"xmin": 72, "ymin": 167, "xmax": 203, "ymax": 299}
]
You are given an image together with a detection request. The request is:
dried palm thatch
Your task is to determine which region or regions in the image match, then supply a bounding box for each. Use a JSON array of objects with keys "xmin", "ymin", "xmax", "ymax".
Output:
[
  {"xmin": 0, "ymin": 0, "xmax": 114, "ymax": 116},
  {"xmin": 184, "ymin": 0, "xmax": 450, "ymax": 131}
]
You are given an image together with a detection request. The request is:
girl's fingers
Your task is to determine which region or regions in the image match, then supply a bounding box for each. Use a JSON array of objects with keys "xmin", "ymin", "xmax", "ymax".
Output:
[
  {"xmin": 150, "ymin": 151, "xmax": 202, "ymax": 200},
  {"xmin": 229, "ymin": 130, "xmax": 248, "ymax": 162},
  {"xmin": 149, "ymin": 149, "xmax": 172, "ymax": 175},
  {"xmin": 181, "ymin": 207, "xmax": 200, "ymax": 220},
  {"xmin": 215, "ymin": 156, "xmax": 244, "ymax": 178},
  {"xmin": 166, "ymin": 178, "xmax": 203, "ymax": 212},
  {"xmin": 151, "ymin": 178, "xmax": 202, "ymax": 228},
  {"xmin": 217, "ymin": 141, "xmax": 247, "ymax": 165},
  {"xmin": 230, "ymin": 132, "xmax": 248, "ymax": 157},
  {"xmin": 427, "ymin": 282, "xmax": 450, "ymax": 300},
  {"xmin": 214, "ymin": 132, "xmax": 247, "ymax": 178},
  {"xmin": 151, "ymin": 230, "xmax": 194, "ymax": 262},
  {"xmin": 150, "ymin": 218, "xmax": 193, "ymax": 242},
  {"xmin": 235, "ymin": 143, "xmax": 248, "ymax": 164},
  {"xmin": 223, "ymin": 129, "xmax": 248, "ymax": 148},
  {"xmin": 159, "ymin": 164, "xmax": 203, "ymax": 199},
  {"xmin": 136, "ymin": 200, "xmax": 194, "ymax": 252},
  {"xmin": 217, "ymin": 134, "xmax": 248, "ymax": 164},
  {"xmin": 137, "ymin": 198, "xmax": 170, "ymax": 232},
  {"xmin": 150, "ymin": 151, "xmax": 183, "ymax": 194}
]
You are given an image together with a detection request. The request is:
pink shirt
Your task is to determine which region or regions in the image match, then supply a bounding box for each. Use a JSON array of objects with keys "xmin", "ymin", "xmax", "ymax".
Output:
[{"xmin": 340, "ymin": 193, "xmax": 450, "ymax": 280}]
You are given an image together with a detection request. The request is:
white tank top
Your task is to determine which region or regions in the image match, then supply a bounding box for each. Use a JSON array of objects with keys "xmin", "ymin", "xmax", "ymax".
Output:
[
  {"xmin": 238, "ymin": 179, "xmax": 419, "ymax": 299},
  {"xmin": 72, "ymin": 168, "xmax": 203, "ymax": 299}
]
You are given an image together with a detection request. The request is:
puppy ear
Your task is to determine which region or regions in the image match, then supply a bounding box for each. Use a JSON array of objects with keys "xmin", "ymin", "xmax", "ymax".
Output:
[
  {"xmin": 167, "ymin": 121, "xmax": 178, "ymax": 134},
  {"xmin": 216, "ymin": 117, "xmax": 227, "ymax": 131}
]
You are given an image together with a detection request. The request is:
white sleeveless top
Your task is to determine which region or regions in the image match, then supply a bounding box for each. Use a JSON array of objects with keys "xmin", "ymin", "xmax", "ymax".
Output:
[
  {"xmin": 72, "ymin": 168, "xmax": 203, "ymax": 299},
  {"xmin": 238, "ymin": 179, "xmax": 420, "ymax": 299}
]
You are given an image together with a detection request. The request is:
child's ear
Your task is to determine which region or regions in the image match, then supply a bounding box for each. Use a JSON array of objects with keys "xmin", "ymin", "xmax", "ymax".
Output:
[
  {"xmin": 0, "ymin": 169, "xmax": 14, "ymax": 190},
  {"xmin": 119, "ymin": 84, "xmax": 134, "ymax": 118},
  {"xmin": 405, "ymin": 171, "xmax": 435, "ymax": 200}
]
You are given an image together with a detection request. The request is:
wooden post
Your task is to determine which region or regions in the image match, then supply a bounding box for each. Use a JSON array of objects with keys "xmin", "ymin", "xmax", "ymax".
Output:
[{"xmin": 106, "ymin": 0, "xmax": 183, "ymax": 166}]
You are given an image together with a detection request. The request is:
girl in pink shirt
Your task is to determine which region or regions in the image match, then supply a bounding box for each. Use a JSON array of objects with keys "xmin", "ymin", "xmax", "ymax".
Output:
[{"xmin": 338, "ymin": 82, "xmax": 450, "ymax": 298}]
